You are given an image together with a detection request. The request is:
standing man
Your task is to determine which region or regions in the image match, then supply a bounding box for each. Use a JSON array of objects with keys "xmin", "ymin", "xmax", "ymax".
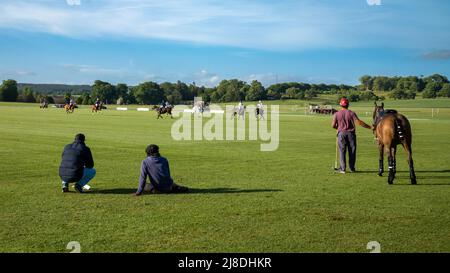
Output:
[
  {"xmin": 59, "ymin": 133, "xmax": 96, "ymax": 193},
  {"xmin": 135, "ymin": 144, "xmax": 188, "ymax": 195},
  {"xmin": 332, "ymin": 97, "xmax": 372, "ymax": 173}
]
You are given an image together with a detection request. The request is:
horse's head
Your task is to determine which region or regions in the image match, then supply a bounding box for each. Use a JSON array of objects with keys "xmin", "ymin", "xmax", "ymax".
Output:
[{"xmin": 373, "ymin": 101, "xmax": 385, "ymax": 129}]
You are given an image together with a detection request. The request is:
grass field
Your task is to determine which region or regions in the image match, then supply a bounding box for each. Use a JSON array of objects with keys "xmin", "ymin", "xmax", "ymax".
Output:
[{"xmin": 1, "ymin": 99, "xmax": 450, "ymax": 253}]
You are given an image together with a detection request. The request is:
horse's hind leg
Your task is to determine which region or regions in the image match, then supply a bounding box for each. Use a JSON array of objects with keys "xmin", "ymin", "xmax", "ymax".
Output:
[
  {"xmin": 393, "ymin": 145, "xmax": 397, "ymax": 175},
  {"xmin": 403, "ymin": 142, "xmax": 417, "ymax": 185},
  {"xmin": 387, "ymin": 146, "xmax": 395, "ymax": 184}
]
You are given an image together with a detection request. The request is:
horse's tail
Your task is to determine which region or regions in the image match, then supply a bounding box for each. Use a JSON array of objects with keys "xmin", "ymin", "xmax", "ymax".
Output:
[{"xmin": 394, "ymin": 117, "xmax": 405, "ymax": 141}]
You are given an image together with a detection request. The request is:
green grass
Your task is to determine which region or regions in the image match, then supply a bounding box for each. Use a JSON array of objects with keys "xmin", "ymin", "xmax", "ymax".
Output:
[{"xmin": 1, "ymin": 99, "xmax": 450, "ymax": 253}]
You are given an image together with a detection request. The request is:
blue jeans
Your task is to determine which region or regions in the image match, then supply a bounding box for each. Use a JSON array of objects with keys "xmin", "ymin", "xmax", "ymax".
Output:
[{"xmin": 62, "ymin": 168, "xmax": 96, "ymax": 188}]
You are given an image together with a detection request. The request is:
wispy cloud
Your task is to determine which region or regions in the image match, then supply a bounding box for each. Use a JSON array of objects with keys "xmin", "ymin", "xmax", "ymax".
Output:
[
  {"xmin": 66, "ymin": 0, "xmax": 81, "ymax": 6},
  {"xmin": 422, "ymin": 50, "xmax": 450, "ymax": 60},
  {"xmin": 0, "ymin": 0, "xmax": 446, "ymax": 51},
  {"xmin": 61, "ymin": 64, "xmax": 122, "ymax": 75},
  {"xmin": 367, "ymin": 0, "xmax": 382, "ymax": 6},
  {"xmin": 190, "ymin": 70, "xmax": 221, "ymax": 87},
  {"xmin": 0, "ymin": 69, "xmax": 36, "ymax": 78}
]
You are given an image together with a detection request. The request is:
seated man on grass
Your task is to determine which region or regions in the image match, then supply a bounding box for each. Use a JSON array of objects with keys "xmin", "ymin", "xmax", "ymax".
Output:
[{"xmin": 135, "ymin": 144, "xmax": 188, "ymax": 196}]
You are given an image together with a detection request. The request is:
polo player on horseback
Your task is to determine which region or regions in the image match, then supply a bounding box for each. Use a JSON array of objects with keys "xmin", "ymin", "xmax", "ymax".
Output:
[{"xmin": 94, "ymin": 98, "xmax": 102, "ymax": 111}]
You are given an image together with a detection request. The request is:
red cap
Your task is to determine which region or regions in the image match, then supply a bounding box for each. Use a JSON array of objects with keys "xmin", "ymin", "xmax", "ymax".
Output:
[{"xmin": 339, "ymin": 98, "xmax": 349, "ymax": 108}]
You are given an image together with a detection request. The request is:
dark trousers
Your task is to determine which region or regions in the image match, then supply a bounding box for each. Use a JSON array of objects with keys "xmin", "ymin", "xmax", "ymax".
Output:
[
  {"xmin": 338, "ymin": 131, "xmax": 357, "ymax": 171},
  {"xmin": 148, "ymin": 183, "xmax": 189, "ymax": 194}
]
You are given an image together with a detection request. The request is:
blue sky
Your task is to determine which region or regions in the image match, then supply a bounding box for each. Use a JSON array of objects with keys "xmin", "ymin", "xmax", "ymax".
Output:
[{"xmin": 0, "ymin": 0, "xmax": 449, "ymax": 87}]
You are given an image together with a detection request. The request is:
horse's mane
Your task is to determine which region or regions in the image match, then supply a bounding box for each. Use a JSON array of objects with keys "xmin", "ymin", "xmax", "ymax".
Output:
[{"xmin": 384, "ymin": 109, "xmax": 398, "ymax": 115}]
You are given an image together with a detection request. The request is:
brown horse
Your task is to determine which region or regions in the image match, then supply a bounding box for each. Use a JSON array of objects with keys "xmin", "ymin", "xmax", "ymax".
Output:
[
  {"xmin": 152, "ymin": 105, "xmax": 173, "ymax": 119},
  {"xmin": 65, "ymin": 103, "xmax": 75, "ymax": 113},
  {"xmin": 372, "ymin": 102, "xmax": 416, "ymax": 184},
  {"xmin": 92, "ymin": 103, "xmax": 102, "ymax": 113}
]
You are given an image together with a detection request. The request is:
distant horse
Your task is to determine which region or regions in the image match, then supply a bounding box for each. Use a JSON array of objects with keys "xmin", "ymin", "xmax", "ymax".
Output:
[
  {"xmin": 255, "ymin": 107, "xmax": 265, "ymax": 119},
  {"xmin": 152, "ymin": 105, "xmax": 173, "ymax": 119},
  {"xmin": 320, "ymin": 108, "xmax": 337, "ymax": 115},
  {"xmin": 64, "ymin": 103, "xmax": 75, "ymax": 114},
  {"xmin": 231, "ymin": 105, "xmax": 246, "ymax": 119},
  {"xmin": 39, "ymin": 101, "xmax": 48, "ymax": 109},
  {"xmin": 92, "ymin": 103, "xmax": 103, "ymax": 113},
  {"xmin": 373, "ymin": 102, "xmax": 416, "ymax": 185}
]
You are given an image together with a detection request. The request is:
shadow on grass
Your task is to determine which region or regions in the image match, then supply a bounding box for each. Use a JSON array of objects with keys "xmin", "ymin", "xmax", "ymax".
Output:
[
  {"xmin": 90, "ymin": 187, "xmax": 283, "ymax": 195},
  {"xmin": 391, "ymin": 183, "xmax": 450, "ymax": 186}
]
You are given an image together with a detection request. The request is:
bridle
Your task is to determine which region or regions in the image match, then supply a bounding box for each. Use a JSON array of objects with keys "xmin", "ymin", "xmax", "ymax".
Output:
[{"xmin": 372, "ymin": 107, "xmax": 385, "ymax": 130}]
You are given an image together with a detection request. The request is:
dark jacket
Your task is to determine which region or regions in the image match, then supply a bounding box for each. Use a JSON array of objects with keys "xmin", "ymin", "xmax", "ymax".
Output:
[
  {"xmin": 59, "ymin": 140, "xmax": 94, "ymax": 182},
  {"xmin": 136, "ymin": 156, "xmax": 173, "ymax": 194}
]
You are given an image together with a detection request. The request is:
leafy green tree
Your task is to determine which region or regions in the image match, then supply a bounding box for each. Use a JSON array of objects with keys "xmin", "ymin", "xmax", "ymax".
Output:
[
  {"xmin": 116, "ymin": 83, "xmax": 128, "ymax": 99},
  {"xmin": 438, "ymin": 83, "xmax": 450, "ymax": 98},
  {"xmin": 46, "ymin": 96, "xmax": 55, "ymax": 104},
  {"xmin": 64, "ymin": 92, "xmax": 72, "ymax": 104},
  {"xmin": 0, "ymin": 79, "xmax": 18, "ymax": 102},
  {"xmin": 166, "ymin": 90, "xmax": 182, "ymax": 104},
  {"xmin": 21, "ymin": 87, "xmax": 36, "ymax": 102},
  {"xmin": 92, "ymin": 80, "xmax": 117, "ymax": 103},
  {"xmin": 359, "ymin": 91, "xmax": 378, "ymax": 101},
  {"xmin": 424, "ymin": 74, "xmax": 449, "ymax": 85},
  {"xmin": 266, "ymin": 89, "xmax": 281, "ymax": 100},
  {"xmin": 215, "ymin": 79, "xmax": 246, "ymax": 102},
  {"xmin": 245, "ymin": 80, "xmax": 266, "ymax": 101},
  {"xmin": 359, "ymin": 75, "xmax": 373, "ymax": 91},
  {"xmin": 133, "ymin": 81, "xmax": 165, "ymax": 104},
  {"xmin": 283, "ymin": 87, "xmax": 300, "ymax": 99},
  {"xmin": 422, "ymin": 81, "xmax": 441, "ymax": 98},
  {"xmin": 305, "ymin": 89, "xmax": 318, "ymax": 100},
  {"xmin": 174, "ymin": 81, "xmax": 191, "ymax": 101},
  {"xmin": 77, "ymin": 92, "xmax": 92, "ymax": 105}
]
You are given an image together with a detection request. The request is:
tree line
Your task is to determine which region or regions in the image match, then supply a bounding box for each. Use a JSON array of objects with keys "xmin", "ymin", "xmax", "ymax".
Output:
[{"xmin": 1, "ymin": 74, "xmax": 449, "ymax": 104}]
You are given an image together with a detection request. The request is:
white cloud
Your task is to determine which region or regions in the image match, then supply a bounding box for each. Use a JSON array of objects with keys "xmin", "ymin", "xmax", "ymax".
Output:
[
  {"xmin": 0, "ymin": 69, "xmax": 36, "ymax": 78},
  {"xmin": 66, "ymin": 0, "xmax": 81, "ymax": 6},
  {"xmin": 367, "ymin": 0, "xmax": 381, "ymax": 6},
  {"xmin": 61, "ymin": 64, "xmax": 122, "ymax": 75},
  {"xmin": 0, "ymin": 0, "xmax": 388, "ymax": 50},
  {"xmin": 191, "ymin": 70, "xmax": 221, "ymax": 87},
  {"xmin": 0, "ymin": 1, "xmax": 446, "ymax": 51}
]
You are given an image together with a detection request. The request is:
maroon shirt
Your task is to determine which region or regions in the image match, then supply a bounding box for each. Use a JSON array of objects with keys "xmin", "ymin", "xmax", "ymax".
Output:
[{"xmin": 332, "ymin": 109, "xmax": 359, "ymax": 132}]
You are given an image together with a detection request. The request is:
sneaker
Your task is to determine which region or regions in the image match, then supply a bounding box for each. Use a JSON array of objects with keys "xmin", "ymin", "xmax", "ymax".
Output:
[
  {"xmin": 349, "ymin": 169, "xmax": 357, "ymax": 173},
  {"xmin": 74, "ymin": 183, "xmax": 84, "ymax": 193},
  {"xmin": 335, "ymin": 170, "xmax": 346, "ymax": 174},
  {"xmin": 62, "ymin": 187, "xmax": 69, "ymax": 193}
]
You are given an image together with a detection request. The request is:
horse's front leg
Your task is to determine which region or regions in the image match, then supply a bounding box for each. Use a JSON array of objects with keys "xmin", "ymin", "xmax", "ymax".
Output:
[{"xmin": 378, "ymin": 143, "xmax": 384, "ymax": 176}]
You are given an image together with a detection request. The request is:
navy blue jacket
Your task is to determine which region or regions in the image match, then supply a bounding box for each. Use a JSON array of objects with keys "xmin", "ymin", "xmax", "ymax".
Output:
[
  {"xmin": 136, "ymin": 156, "xmax": 173, "ymax": 194},
  {"xmin": 59, "ymin": 140, "xmax": 94, "ymax": 182}
]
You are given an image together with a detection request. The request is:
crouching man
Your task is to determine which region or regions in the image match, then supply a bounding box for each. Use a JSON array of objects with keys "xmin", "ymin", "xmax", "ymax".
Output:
[
  {"xmin": 135, "ymin": 144, "xmax": 188, "ymax": 196},
  {"xmin": 59, "ymin": 133, "xmax": 96, "ymax": 193}
]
